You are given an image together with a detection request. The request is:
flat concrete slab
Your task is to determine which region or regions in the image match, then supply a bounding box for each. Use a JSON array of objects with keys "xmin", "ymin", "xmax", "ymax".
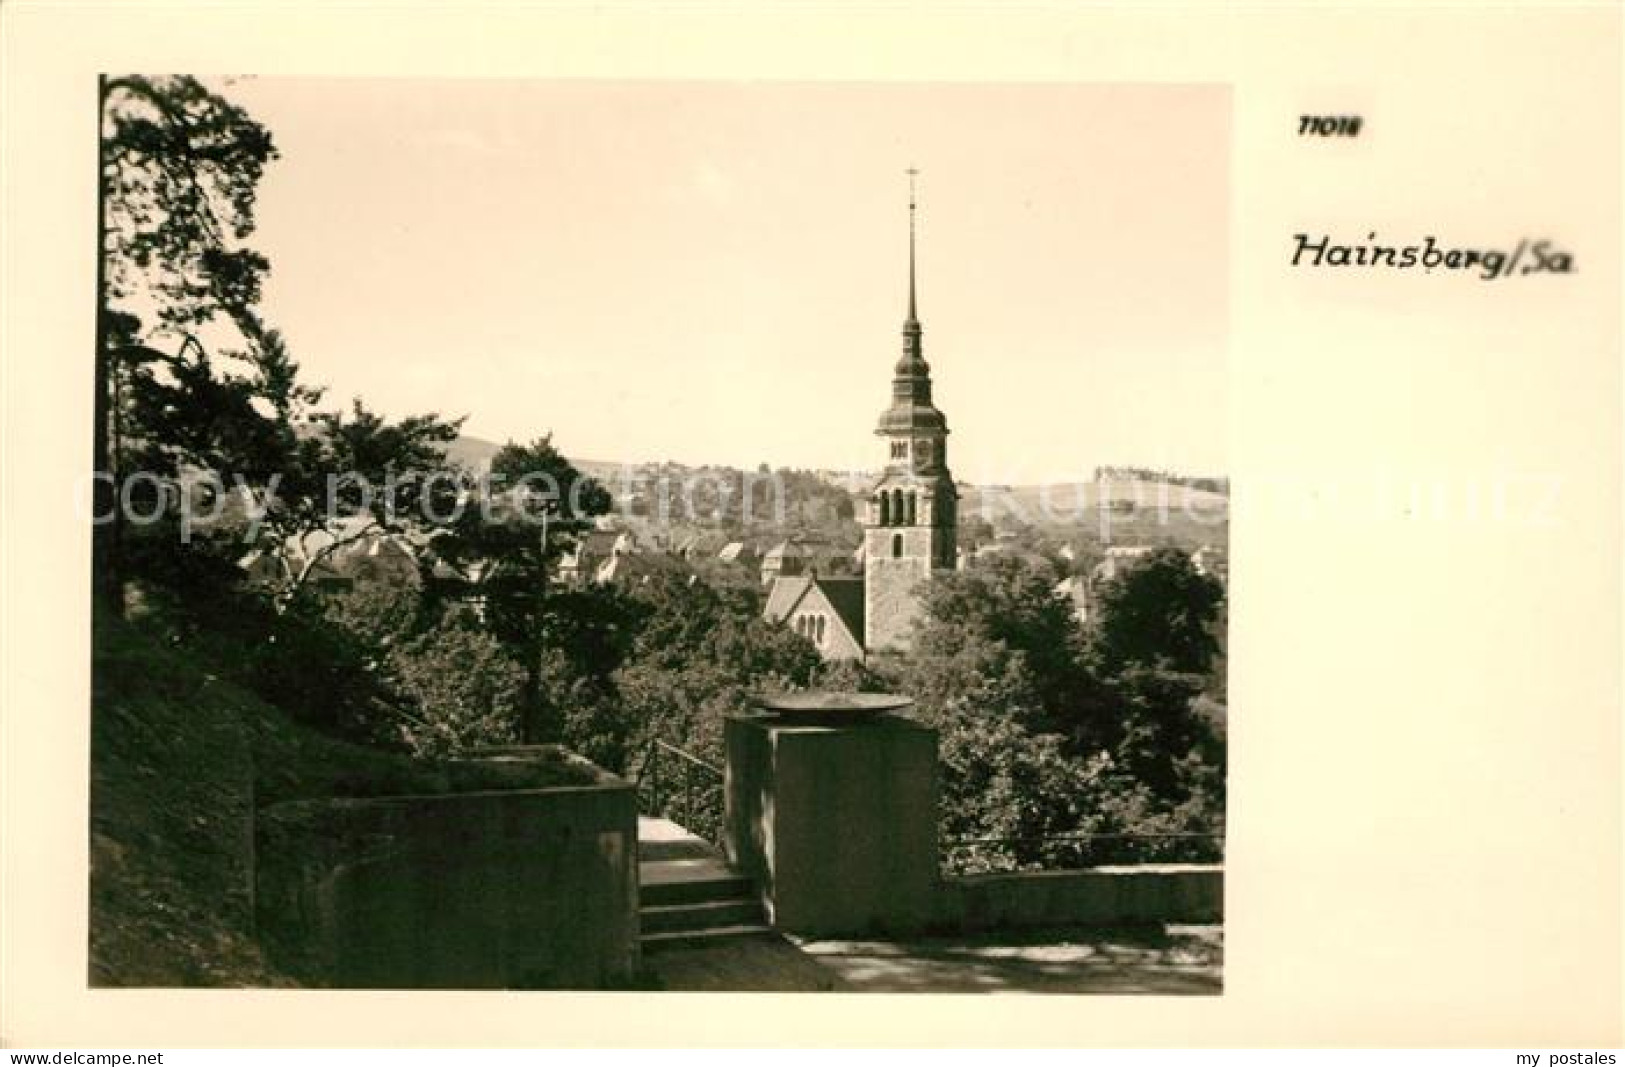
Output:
[
  {"xmin": 637, "ymin": 816, "xmax": 723, "ymax": 862},
  {"xmin": 638, "ymin": 933, "xmax": 849, "ymax": 992},
  {"xmin": 638, "ymin": 815, "xmax": 704, "ymax": 844},
  {"xmin": 791, "ymin": 924, "xmax": 1222, "ymax": 995}
]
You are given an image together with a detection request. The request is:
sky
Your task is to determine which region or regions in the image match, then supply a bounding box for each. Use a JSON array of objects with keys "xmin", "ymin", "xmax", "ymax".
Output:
[{"xmin": 221, "ymin": 79, "xmax": 1229, "ymax": 485}]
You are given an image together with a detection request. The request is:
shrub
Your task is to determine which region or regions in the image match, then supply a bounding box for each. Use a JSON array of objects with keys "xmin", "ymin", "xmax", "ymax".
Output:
[{"xmin": 385, "ymin": 616, "xmax": 527, "ymax": 758}]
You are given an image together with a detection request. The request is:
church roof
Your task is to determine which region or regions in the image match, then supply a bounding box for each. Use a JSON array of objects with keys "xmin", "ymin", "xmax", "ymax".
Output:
[
  {"xmin": 814, "ymin": 577, "xmax": 866, "ymax": 648},
  {"xmin": 876, "ymin": 400, "xmax": 948, "ymax": 434},
  {"xmin": 763, "ymin": 574, "xmax": 814, "ymax": 621},
  {"xmin": 763, "ymin": 574, "xmax": 866, "ymax": 650}
]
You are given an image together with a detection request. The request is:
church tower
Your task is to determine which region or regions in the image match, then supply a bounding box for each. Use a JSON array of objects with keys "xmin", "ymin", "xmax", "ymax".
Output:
[{"xmin": 864, "ymin": 171, "xmax": 958, "ymax": 653}]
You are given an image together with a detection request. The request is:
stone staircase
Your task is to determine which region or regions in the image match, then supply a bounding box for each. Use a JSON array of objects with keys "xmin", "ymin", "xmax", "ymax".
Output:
[{"xmin": 637, "ymin": 818, "xmax": 772, "ymax": 952}]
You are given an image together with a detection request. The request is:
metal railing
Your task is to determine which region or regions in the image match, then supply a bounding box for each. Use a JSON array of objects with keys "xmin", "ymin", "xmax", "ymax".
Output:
[
  {"xmin": 941, "ymin": 830, "xmax": 1224, "ymax": 875},
  {"xmin": 633, "ymin": 739, "xmax": 725, "ymax": 846}
]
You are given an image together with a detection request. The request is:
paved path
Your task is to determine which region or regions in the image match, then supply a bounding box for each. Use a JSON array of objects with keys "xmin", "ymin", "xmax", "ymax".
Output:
[
  {"xmin": 792, "ymin": 924, "xmax": 1222, "ymax": 995},
  {"xmin": 635, "ymin": 817, "xmax": 1222, "ymax": 994},
  {"xmin": 639, "ymin": 934, "xmax": 850, "ymax": 992}
]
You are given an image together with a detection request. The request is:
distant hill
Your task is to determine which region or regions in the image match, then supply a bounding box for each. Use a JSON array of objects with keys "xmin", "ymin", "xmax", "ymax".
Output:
[
  {"xmin": 965, "ymin": 479, "xmax": 1229, "ymax": 521},
  {"xmin": 444, "ymin": 436, "xmax": 1226, "ymax": 534},
  {"xmin": 443, "ymin": 435, "xmax": 618, "ymax": 481},
  {"xmin": 442, "ymin": 435, "xmax": 503, "ymax": 471}
]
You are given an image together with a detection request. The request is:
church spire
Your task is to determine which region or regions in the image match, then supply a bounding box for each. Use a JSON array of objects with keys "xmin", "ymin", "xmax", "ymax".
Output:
[
  {"xmin": 898, "ymin": 167, "xmax": 926, "ymax": 375},
  {"xmin": 881, "ymin": 166, "xmax": 944, "ymax": 431},
  {"xmin": 907, "ymin": 166, "xmax": 919, "ymax": 323}
]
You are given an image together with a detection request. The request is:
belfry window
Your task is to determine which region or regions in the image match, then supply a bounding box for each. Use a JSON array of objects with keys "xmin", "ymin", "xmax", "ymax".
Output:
[
  {"xmin": 906, "ymin": 492, "xmax": 918, "ymax": 525},
  {"xmin": 891, "ymin": 533, "xmax": 903, "ymax": 559}
]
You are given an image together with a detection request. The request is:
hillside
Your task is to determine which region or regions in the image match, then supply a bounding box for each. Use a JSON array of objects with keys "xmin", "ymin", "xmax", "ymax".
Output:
[
  {"xmin": 89, "ymin": 608, "xmax": 444, "ymax": 986},
  {"xmin": 92, "ymin": 613, "xmax": 283, "ymax": 985}
]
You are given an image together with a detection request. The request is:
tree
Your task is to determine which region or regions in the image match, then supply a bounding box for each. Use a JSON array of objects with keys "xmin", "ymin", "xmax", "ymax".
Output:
[
  {"xmin": 592, "ymin": 574, "xmax": 820, "ymax": 765},
  {"xmin": 530, "ymin": 584, "xmax": 648, "ymax": 769},
  {"xmin": 1085, "ymin": 548, "xmax": 1227, "ymax": 806},
  {"xmin": 960, "ymin": 514, "xmax": 996, "ymax": 547},
  {"xmin": 385, "ymin": 614, "xmax": 528, "ymax": 758},
  {"xmin": 319, "ymin": 575, "xmax": 423, "ymax": 653},
  {"xmin": 900, "ymin": 556, "xmax": 1091, "ymax": 736},
  {"xmin": 934, "ymin": 707, "xmax": 1118, "ymax": 873},
  {"xmin": 811, "ymin": 655, "xmax": 880, "ymax": 694},
  {"xmin": 868, "ymin": 547, "xmax": 1227, "ymax": 872},
  {"xmin": 246, "ymin": 400, "xmax": 463, "ymax": 608},
  {"xmin": 1102, "ymin": 665, "xmax": 1212, "ymax": 798},
  {"xmin": 1088, "ymin": 547, "xmax": 1225, "ymax": 675},
  {"xmin": 97, "ymin": 75, "xmax": 293, "ymax": 612},
  {"xmin": 425, "ymin": 437, "xmax": 612, "ymax": 741}
]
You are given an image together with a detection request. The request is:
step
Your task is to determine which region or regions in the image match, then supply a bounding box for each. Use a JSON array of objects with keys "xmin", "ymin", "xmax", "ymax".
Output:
[
  {"xmin": 640, "ymin": 873, "xmax": 755, "ymax": 908},
  {"xmin": 639, "ymin": 924, "xmax": 778, "ymax": 953},
  {"xmin": 639, "ymin": 859, "xmax": 754, "ymax": 907},
  {"xmin": 640, "ymin": 898, "xmax": 765, "ymax": 936},
  {"xmin": 639, "ymin": 837, "xmax": 725, "ymax": 863}
]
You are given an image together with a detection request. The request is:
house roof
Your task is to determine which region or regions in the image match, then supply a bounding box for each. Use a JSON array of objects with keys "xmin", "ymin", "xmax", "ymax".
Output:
[
  {"xmin": 575, "ymin": 530, "xmax": 619, "ymax": 556},
  {"xmin": 238, "ymin": 521, "xmax": 424, "ymax": 580},
  {"xmin": 1054, "ymin": 575, "xmax": 1089, "ymax": 602},
  {"xmin": 1092, "ymin": 544, "xmax": 1158, "ymax": 583},
  {"xmin": 718, "ymin": 541, "xmax": 757, "ymax": 563},
  {"xmin": 763, "ymin": 536, "xmax": 837, "ymax": 563},
  {"xmin": 594, "ymin": 551, "xmax": 689, "ymax": 586},
  {"xmin": 763, "ymin": 540, "xmax": 809, "ymax": 562}
]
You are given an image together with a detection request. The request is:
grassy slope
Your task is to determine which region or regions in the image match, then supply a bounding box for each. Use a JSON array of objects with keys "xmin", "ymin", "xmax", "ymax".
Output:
[
  {"xmin": 91, "ymin": 614, "xmax": 277, "ymax": 985},
  {"xmin": 89, "ymin": 612, "xmax": 439, "ymax": 987}
]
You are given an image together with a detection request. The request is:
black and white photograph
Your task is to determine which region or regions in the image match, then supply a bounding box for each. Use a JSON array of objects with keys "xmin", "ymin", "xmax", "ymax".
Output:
[
  {"xmin": 86, "ymin": 78, "xmax": 1229, "ymax": 992},
  {"xmin": 4, "ymin": 2, "xmax": 1620, "ymax": 1052}
]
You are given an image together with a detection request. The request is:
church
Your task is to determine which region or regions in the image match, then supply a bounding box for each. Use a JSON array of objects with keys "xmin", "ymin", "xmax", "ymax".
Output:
[{"xmin": 764, "ymin": 179, "xmax": 958, "ymax": 662}]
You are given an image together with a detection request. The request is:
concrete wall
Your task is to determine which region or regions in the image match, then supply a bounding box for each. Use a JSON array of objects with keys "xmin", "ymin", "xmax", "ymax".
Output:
[
  {"xmin": 725, "ymin": 713, "xmax": 939, "ymax": 937},
  {"xmin": 723, "ymin": 711, "xmax": 1222, "ymax": 938},
  {"xmin": 255, "ymin": 750, "xmax": 638, "ymax": 989},
  {"xmin": 937, "ymin": 864, "xmax": 1223, "ymax": 933}
]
